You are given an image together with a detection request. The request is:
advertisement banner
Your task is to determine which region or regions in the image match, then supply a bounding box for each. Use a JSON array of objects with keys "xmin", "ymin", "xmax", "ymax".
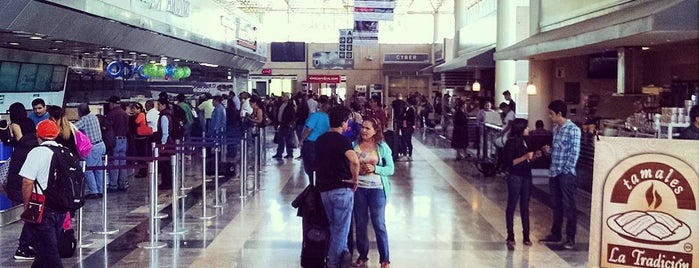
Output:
[
  {"xmin": 589, "ymin": 137, "xmax": 698, "ymax": 268},
  {"xmin": 353, "ymin": 21, "xmax": 379, "ymax": 45},
  {"xmin": 312, "ymin": 52, "xmax": 354, "ymax": 70},
  {"xmin": 354, "ymin": 7, "xmax": 394, "ymax": 21},
  {"xmin": 355, "ymin": 0, "xmax": 396, "ymax": 8}
]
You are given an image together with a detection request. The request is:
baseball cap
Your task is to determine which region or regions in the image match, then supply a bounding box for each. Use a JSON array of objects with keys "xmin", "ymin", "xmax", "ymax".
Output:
[
  {"xmin": 106, "ymin": 96, "xmax": 121, "ymax": 104},
  {"xmin": 36, "ymin": 120, "xmax": 59, "ymax": 140}
]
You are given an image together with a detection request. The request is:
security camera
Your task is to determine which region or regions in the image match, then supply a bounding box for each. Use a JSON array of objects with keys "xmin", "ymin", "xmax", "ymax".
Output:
[{"xmin": 365, "ymin": 56, "xmax": 373, "ymax": 61}]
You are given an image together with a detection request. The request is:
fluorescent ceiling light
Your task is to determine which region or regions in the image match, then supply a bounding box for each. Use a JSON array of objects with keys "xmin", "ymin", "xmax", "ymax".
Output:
[
  {"xmin": 29, "ymin": 36, "xmax": 42, "ymax": 40},
  {"xmin": 9, "ymin": 42, "xmax": 20, "ymax": 46}
]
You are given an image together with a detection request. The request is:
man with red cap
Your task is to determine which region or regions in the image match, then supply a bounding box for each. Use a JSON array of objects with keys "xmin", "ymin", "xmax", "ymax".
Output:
[{"xmin": 19, "ymin": 120, "xmax": 67, "ymax": 267}]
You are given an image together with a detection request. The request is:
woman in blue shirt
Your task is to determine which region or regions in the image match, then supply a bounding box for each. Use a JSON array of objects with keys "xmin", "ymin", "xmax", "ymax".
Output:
[{"xmin": 351, "ymin": 117, "xmax": 395, "ymax": 268}]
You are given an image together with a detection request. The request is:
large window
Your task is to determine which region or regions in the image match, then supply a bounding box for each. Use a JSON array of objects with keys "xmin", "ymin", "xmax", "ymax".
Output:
[{"xmin": 0, "ymin": 61, "xmax": 66, "ymax": 92}]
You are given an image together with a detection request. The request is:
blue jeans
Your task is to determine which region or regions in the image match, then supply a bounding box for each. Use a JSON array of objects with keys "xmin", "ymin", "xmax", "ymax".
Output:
[
  {"xmin": 85, "ymin": 142, "xmax": 106, "ymax": 194},
  {"xmin": 28, "ymin": 211, "xmax": 66, "ymax": 268},
  {"xmin": 108, "ymin": 137, "xmax": 128, "ymax": 189},
  {"xmin": 549, "ymin": 173, "xmax": 577, "ymax": 240},
  {"xmin": 353, "ymin": 188, "xmax": 389, "ymax": 263},
  {"xmin": 321, "ymin": 187, "xmax": 354, "ymax": 268},
  {"xmin": 505, "ymin": 173, "xmax": 531, "ymax": 240}
]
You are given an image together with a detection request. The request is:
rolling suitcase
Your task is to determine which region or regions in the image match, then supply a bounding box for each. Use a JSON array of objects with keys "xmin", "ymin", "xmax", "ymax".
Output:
[{"xmin": 294, "ymin": 172, "xmax": 329, "ymax": 267}]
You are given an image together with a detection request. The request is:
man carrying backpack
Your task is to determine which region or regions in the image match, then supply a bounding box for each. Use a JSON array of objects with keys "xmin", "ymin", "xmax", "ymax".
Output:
[{"xmin": 19, "ymin": 120, "xmax": 70, "ymax": 267}]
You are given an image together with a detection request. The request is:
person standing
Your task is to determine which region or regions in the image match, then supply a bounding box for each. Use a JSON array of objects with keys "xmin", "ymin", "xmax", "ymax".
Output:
[
  {"xmin": 451, "ymin": 100, "xmax": 470, "ymax": 160},
  {"xmin": 175, "ymin": 94, "xmax": 194, "ymax": 141},
  {"xmin": 300, "ymin": 100, "xmax": 330, "ymax": 182},
  {"xmin": 307, "ymin": 93, "xmax": 319, "ymax": 114},
  {"xmin": 208, "ymin": 96, "xmax": 227, "ymax": 139},
  {"xmin": 503, "ymin": 90, "xmax": 516, "ymax": 114},
  {"xmin": 678, "ymin": 105, "xmax": 699, "ymax": 140},
  {"xmin": 5, "ymin": 103, "xmax": 39, "ymax": 260},
  {"xmin": 28, "ymin": 98, "xmax": 50, "ymax": 126},
  {"xmin": 197, "ymin": 93, "xmax": 215, "ymax": 132},
  {"xmin": 539, "ymin": 100, "xmax": 581, "ymax": 250},
  {"xmin": 105, "ymin": 96, "xmax": 130, "ymax": 192},
  {"xmin": 367, "ymin": 96, "xmax": 387, "ymax": 131},
  {"xmin": 502, "ymin": 118, "xmax": 539, "ymax": 248},
  {"xmin": 75, "ymin": 103, "xmax": 106, "ymax": 199},
  {"xmin": 130, "ymin": 103, "xmax": 151, "ymax": 178},
  {"xmin": 315, "ymin": 106, "xmax": 360, "ymax": 268},
  {"xmin": 46, "ymin": 106, "xmax": 78, "ymax": 157},
  {"xmin": 390, "ymin": 94, "xmax": 407, "ymax": 158},
  {"xmin": 19, "ymin": 120, "xmax": 66, "ymax": 267},
  {"xmin": 400, "ymin": 97, "xmax": 417, "ymax": 161},
  {"xmin": 351, "ymin": 117, "xmax": 394, "ymax": 268},
  {"xmin": 155, "ymin": 99, "xmax": 174, "ymax": 190},
  {"xmin": 273, "ymin": 93, "xmax": 296, "ymax": 159},
  {"xmin": 145, "ymin": 100, "xmax": 159, "ymax": 134}
]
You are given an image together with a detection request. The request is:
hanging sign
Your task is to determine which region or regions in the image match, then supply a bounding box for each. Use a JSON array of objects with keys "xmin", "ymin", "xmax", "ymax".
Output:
[
  {"xmin": 383, "ymin": 53, "xmax": 430, "ymax": 64},
  {"xmin": 589, "ymin": 137, "xmax": 698, "ymax": 268}
]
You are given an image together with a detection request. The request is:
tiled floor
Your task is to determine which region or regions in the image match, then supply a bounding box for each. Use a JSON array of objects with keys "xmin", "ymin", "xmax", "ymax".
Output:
[{"xmin": 0, "ymin": 130, "xmax": 591, "ymax": 267}]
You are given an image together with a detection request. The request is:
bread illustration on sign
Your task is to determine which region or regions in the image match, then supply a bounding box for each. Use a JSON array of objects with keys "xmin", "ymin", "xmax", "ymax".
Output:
[{"xmin": 606, "ymin": 184, "xmax": 692, "ymax": 245}]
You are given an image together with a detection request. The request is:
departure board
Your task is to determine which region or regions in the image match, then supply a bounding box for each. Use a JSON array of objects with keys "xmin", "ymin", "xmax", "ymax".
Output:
[{"xmin": 0, "ymin": 62, "xmax": 20, "ymax": 91}]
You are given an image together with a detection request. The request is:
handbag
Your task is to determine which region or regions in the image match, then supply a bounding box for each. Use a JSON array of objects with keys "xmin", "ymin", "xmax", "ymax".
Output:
[
  {"xmin": 74, "ymin": 128, "xmax": 92, "ymax": 159},
  {"xmin": 20, "ymin": 182, "xmax": 45, "ymax": 224}
]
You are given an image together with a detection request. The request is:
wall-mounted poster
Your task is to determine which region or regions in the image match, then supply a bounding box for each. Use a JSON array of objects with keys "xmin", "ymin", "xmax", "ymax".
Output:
[
  {"xmin": 589, "ymin": 137, "xmax": 698, "ymax": 268},
  {"xmin": 312, "ymin": 51, "xmax": 354, "ymax": 70}
]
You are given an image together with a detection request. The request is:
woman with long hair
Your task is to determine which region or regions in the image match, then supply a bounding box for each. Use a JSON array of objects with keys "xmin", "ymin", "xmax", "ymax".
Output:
[
  {"xmin": 47, "ymin": 105, "xmax": 79, "ymax": 157},
  {"xmin": 351, "ymin": 117, "xmax": 395, "ymax": 268},
  {"xmin": 5, "ymin": 102, "xmax": 39, "ymax": 260},
  {"xmin": 131, "ymin": 102, "xmax": 151, "ymax": 178},
  {"xmin": 502, "ymin": 118, "xmax": 539, "ymax": 248}
]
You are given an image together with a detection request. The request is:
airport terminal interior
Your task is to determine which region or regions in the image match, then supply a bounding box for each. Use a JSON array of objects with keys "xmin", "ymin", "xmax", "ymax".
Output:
[
  {"xmin": 0, "ymin": 132, "xmax": 593, "ymax": 267},
  {"xmin": 0, "ymin": 0, "xmax": 698, "ymax": 268}
]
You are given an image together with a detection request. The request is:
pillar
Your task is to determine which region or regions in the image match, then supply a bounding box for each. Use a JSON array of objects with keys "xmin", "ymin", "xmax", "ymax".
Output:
[{"xmin": 495, "ymin": 0, "xmax": 517, "ymax": 109}]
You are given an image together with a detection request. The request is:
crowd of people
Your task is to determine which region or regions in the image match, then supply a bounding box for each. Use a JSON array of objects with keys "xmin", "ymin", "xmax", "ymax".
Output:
[{"xmin": 3, "ymin": 87, "xmax": 696, "ymax": 267}]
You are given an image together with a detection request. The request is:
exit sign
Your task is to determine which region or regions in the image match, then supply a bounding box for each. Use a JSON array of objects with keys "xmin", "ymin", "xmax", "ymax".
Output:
[{"xmin": 261, "ymin": 69, "xmax": 272, "ymax": 75}]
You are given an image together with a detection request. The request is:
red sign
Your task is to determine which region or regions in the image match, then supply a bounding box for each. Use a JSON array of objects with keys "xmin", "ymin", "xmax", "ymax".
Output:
[
  {"xmin": 261, "ymin": 69, "xmax": 272, "ymax": 75},
  {"xmin": 307, "ymin": 75, "xmax": 341, "ymax": 83}
]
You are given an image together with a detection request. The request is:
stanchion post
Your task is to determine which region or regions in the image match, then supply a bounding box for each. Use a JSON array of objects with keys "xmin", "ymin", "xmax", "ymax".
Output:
[
  {"xmin": 137, "ymin": 161, "xmax": 166, "ymax": 249},
  {"xmin": 78, "ymin": 162, "xmax": 94, "ymax": 248},
  {"xmin": 253, "ymin": 132, "xmax": 259, "ymax": 192},
  {"xmin": 198, "ymin": 146, "xmax": 215, "ymax": 220},
  {"xmin": 177, "ymin": 140, "xmax": 192, "ymax": 191},
  {"xmin": 152, "ymin": 144, "xmax": 168, "ymax": 220},
  {"xmin": 95, "ymin": 155, "xmax": 118, "ymax": 235},
  {"xmin": 239, "ymin": 130, "xmax": 247, "ymax": 200},
  {"xmin": 213, "ymin": 140, "xmax": 222, "ymax": 208},
  {"xmin": 168, "ymin": 154, "xmax": 185, "ymax": 235}
]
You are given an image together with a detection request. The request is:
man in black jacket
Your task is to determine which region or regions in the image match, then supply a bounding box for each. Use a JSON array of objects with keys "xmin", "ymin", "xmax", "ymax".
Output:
[{"xmin": 273, "ymin": 93, "xmax": 296, "ymax": 159}]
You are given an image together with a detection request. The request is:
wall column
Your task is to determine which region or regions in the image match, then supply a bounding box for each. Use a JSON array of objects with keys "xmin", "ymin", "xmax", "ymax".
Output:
[
  {"xmin": 495, "ymin": 0, "xmax": 517, "ymax": 108},
  {"xmin": 453, "ymin": 0, "xmax": 467, "ymax": 57}
]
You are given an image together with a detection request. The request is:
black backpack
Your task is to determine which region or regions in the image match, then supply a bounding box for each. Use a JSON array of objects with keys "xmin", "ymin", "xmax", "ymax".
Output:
[
  {"xmin": 171, "ymin": 105, "xmax": 188, "ymax": 140},
  {"xmin": 41, "ymin": 145, "xmax": 86, "ymax": 212}
]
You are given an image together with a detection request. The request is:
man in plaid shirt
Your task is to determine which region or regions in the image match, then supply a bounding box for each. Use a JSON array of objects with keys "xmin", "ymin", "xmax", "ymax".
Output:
[
  {"xmin": 539, "ymin": 100, "xmax": 580, "ymax": 250},
  {"xmin": 74, "ymin": 103, "xmax": 105, "ymax": 199}
]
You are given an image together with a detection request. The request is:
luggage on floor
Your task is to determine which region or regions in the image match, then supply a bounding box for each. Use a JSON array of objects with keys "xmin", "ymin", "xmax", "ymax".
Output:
[
  {"xmin": 206, "ymin": 160, "xmax": 237, "ymax": 176},
  {"xmin": 293, "ymin": 173, "xmax": 329, "ymax": 267},
  {"xmin": 301, "ymin": 218, "xmax": 329, "ymax": 267}
]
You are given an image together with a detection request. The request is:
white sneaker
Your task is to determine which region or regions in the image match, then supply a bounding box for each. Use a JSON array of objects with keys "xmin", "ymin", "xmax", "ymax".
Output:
[{"xmin": 407, "ymin": 156, "xmax": 413, "ymax": 161}]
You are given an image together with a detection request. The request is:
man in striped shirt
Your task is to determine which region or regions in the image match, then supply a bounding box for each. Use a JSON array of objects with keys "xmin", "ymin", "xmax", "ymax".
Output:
[
  {"xmin": 539, "ymin": 100, "xmax": 580, "ymax": 250},
  {"xmin": 74, "ymin": 103, "xmax": 105, "ymax": 198}
]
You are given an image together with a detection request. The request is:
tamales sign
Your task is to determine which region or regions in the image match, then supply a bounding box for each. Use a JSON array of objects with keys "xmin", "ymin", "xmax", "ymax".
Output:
[{"xmin": 590, "ymin": 137, "xmax": 698, "ymax": 268}]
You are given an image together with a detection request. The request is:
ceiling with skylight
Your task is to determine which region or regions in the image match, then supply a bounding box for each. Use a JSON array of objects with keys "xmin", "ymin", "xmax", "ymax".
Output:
[{"xmin": 213, "ymin": 0, "xmax": 468, "ymax": 43}]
